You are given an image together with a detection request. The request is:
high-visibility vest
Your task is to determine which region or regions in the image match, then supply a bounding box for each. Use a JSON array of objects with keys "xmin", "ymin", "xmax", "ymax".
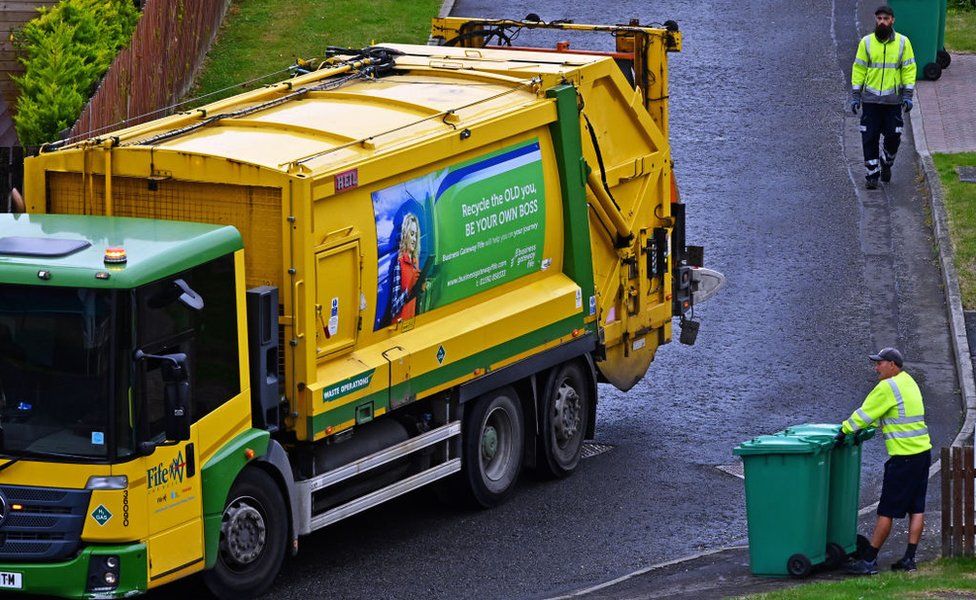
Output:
[
  {"xmin": 851, "ymin": 32, "xmax": 917, "ymax": 104},
  {"xmin": 842, "ymin": 370, "xmax": 931, "ymax": 456}
]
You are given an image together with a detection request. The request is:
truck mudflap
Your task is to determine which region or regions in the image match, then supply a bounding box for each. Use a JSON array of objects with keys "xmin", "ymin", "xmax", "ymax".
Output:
[{"xmin": 0, "ymin": 543, "xmax": 147, "ymax": 599}]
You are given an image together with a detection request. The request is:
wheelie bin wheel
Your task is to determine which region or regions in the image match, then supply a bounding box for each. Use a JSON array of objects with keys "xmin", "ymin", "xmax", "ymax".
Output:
[
  {"xmin": 937, "ymin": 49, "xmax": 951, "ymax": 69},
  {"xmin": 787, "ymin": 553, "xmax": 813, "ymax": 578},
  {"xmin": 825, "ymin": 542, "xmax": 847, "ymax": 569},
  {"xmin": 923, "ymin": 62, "xmax": 942, "ymax": 81},
  {"xmin": 855, "ymin": 533, "xmax": 872, "ymax": 558}
]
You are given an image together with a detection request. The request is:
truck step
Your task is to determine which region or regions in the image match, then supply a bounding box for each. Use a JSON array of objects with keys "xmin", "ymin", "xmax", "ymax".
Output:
[
  {"xmin": 304, "ymin": 458, "xmax": 461, "ymax": 534},
  {"xmin": 297, "ymin": 421, "xmax": 461, "ymax": 534}
]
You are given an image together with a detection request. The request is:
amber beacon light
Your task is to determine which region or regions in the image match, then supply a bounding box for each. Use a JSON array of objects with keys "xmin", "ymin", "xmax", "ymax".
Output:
[{"xmin": 103, "ymin": 247, "xmax": 127, "ymax": 264}]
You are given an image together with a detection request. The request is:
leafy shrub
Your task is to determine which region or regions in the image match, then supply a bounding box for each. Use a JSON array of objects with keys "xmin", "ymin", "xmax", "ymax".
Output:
[{"xmin": 12, "ymin": 0, "xmax": 140, "ymax": 146}]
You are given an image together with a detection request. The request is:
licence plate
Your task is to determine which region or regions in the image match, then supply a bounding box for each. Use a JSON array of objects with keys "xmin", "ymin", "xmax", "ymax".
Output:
[{"xmin": 0, "ymin": 571, "xmax": 22, "ymax": 589}]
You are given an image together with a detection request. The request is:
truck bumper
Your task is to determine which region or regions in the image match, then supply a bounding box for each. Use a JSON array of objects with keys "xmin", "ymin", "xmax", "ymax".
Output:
[{"xmin": 0, "ymin": 543, "xmax": 147, "ymax": 599}]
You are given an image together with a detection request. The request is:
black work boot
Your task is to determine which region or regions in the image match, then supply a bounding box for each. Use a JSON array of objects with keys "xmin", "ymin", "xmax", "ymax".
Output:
[
  {"xmin": 846, "ymin": 558, "xmax": 879, "ymax": 575},
  {"xmin": 880, "ymin": 162, "xmax": 892, "ymax": 182},
  {"xmin": 866, "ymin": 178, "xmax": 880, "ymax": 190}
]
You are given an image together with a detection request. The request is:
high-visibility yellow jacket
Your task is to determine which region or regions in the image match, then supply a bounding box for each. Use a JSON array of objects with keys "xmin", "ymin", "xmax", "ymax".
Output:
[
  {"xmin": 842, "ymin": 370, "xmax": 931, "ymax": 456},
  {"xmin": 851, "ymin": 32, "xmax": 917, "ymax": 105}
]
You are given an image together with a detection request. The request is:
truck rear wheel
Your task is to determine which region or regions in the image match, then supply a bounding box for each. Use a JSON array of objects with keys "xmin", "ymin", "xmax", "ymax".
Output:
[
  {"xmin": 537, "ymin": 361, "xmax": 591, "ymax": 478},
  {"xmin": 203, "ymin": 468, "xmax": 287, "ymax": 600},
  {"xmin": 461, "ymin": 386, "xmax": 524, "ymax": 508}
]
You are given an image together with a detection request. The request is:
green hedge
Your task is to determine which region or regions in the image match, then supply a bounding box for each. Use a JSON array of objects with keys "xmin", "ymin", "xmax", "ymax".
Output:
[{"xmin": 12, "ymin": 0, "xmax": 139, "ymax": 146}]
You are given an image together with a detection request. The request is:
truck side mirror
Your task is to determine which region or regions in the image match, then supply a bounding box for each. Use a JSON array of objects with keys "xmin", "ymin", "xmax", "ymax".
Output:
[
  {"xmin": 173, "ymin": 279, "xmax": 204, "ymax": 311},
  {"xmin": 146, "ymin": 278, "xmax": 204, "ymax": 311},
  {"xmin": 134, "ymin": 350, "xmax": 192, "ymax": 445}
]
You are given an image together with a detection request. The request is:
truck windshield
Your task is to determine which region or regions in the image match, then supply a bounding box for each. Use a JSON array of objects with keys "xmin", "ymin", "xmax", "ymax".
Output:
[{"xmin": 0, "ymin": 284, "xmax": 118, "ymax": 460}]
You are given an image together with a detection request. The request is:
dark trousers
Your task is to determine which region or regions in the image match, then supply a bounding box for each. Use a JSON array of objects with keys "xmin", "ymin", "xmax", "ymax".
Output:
[{"xmin": 860, "ymin": 103, "xmax": 904, "ymax": 181}]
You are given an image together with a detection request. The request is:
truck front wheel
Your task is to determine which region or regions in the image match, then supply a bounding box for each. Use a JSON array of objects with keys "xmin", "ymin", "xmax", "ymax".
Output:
[
  {"xmin": 462, "ymin": 386, "xmax": 524, "ymax": 508},
  {"xmin": 204, "ymin": 468, "xmax": 287, "ymax": 600},
  {"xmin": 538, "ymin": 361, "xmax": 591, "ymax": 478}
]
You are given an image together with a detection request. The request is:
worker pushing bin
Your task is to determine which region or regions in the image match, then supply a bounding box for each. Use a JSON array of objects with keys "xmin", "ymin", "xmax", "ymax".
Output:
[
  {"xmin": 733, "ymin": 434, "xmax": 834, "ymax": 577},
  {"xmin": 784, "ymin": 424, "xmax": 877, "ymax": 567}
]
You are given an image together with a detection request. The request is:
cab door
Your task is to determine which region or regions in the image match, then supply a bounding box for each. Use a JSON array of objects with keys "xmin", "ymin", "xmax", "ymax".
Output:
[
  {"xmin": 133, "ymin": 254, "xmax": 241, "ymax": 584},
  {"xmin": 142, "ymin": 427, "xmax": 202, "ymax": 582}
]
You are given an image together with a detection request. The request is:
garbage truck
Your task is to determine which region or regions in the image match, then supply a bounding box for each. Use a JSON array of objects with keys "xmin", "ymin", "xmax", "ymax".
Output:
[{"xmin": 0, "ymin": 16, "xmax": 723, "ymax": 598}]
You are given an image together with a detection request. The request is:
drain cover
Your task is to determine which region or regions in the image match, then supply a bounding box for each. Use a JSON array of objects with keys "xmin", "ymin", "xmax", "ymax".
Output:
[
  {"xmin": 715, "ymin": 462, "xmax": 744, "ymax": 479},
  {"xmin": 581, "ymin": 442, "xmax": 614, "ymax": 459},
  {"xmin": 957, "ymin": 166, "xmax": 976, "ymax": 184}
]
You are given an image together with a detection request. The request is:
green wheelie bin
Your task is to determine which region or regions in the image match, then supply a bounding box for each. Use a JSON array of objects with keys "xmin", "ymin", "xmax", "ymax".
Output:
[
  {"xmin": 889, "ymin": 0, "xmax": 945, "ymax": 80},
  {"xmin": 936, "ymin": 0, "xmax": 951, "ymax": 70},
  {"xmin": 733, "ymin": 434, "xmax": 834, "ymax": 577},
  {"xmin": 784, "ymin": 424, "xmax": 877, "ymax": 568}
]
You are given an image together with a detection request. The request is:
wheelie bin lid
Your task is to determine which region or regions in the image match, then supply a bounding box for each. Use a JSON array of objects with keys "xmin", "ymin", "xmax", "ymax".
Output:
[
  {"xmin": 785, "ymin": 423, "xmax": 843, "ymax": 444},
  {"xmin": 784, "ymin": 423, "xmax": 876, "ymax": 446},
  {"xmin": 733, "ymin": 434, "xmax": 833, "ymax": 456}
]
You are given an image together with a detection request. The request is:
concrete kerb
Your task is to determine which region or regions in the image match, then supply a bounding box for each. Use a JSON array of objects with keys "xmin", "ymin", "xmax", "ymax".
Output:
[
  {"xmin": 909, "ymin": 108, "xmax": 976, "ymax": 449},
  {"xmin": 437, "ymin": 0, "xmax": 456, "ymax": 19}
]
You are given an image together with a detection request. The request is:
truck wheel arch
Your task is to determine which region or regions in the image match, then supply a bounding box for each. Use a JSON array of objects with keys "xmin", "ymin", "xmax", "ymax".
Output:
[
  {"xmin": 200, "ymin": 430, "xmax": 298, "ymax": 569},
  {"xmin": 252, "ymin": 440, "xmax": 300, "ymax": 556}
]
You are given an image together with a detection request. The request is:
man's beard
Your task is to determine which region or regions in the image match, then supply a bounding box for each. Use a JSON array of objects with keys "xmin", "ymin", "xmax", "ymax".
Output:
[{"xmin": 875, "ymin": 23, "xmax": 892, "ymax": 40}]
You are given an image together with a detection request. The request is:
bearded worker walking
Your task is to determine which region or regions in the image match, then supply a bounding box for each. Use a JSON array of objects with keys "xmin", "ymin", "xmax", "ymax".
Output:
[
  {"xmin": 850, "ymin": 5, "xmax": 917, "ymax": 190},
  {"xmin": 843, "ymin": 348, "xmax": 931, "ymax": 575}
]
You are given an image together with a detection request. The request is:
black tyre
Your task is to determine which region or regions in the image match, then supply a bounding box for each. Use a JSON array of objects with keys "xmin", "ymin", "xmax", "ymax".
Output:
[
  {"xmin": 923, "ymin": 62, "xmax": 942, "ymax": 81},
  {"xmin": 937, "ymin": 49, "xmax": 951, "ymax": 69},
  {"xmin": 787, "ymin": 553, "xmax": 812, "ymax": 578},
  {"xmin": 203, "ymin": 468, "xmax": 287, "ymax": 600},
  {"xmin": 825, "ymin": 542, "xmax": 846, "ymax": 569},
  {"xmin": 537, "ymin": 361, "xmax": 592, "ymax": 478},
  {"xmin": 461, "ymin": 386, "xmax": 524, "ymax": 508}
]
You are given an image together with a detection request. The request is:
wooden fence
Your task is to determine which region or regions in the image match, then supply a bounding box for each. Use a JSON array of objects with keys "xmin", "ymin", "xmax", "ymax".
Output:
[
  {"xmin": 69, "ymin": 0, "xmax": 231, "ymax": 141},
  {"xmin": 942, "ymin": 445, "xmax": 975, "ymax": 557}
]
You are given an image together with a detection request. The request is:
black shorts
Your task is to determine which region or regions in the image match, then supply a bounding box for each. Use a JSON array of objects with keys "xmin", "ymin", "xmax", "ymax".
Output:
[{"xmin": 878, "ymin": 450, "xmax": 931, "ymax": 519}]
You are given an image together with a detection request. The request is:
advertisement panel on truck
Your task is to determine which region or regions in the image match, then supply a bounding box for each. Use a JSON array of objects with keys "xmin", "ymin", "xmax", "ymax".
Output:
[{"xmin": 372, "ymin": 139, "xmax": 546, "ymax": 329}]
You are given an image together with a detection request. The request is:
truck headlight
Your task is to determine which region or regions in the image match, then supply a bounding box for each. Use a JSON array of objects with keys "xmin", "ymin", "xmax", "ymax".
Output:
[{"xmin": 86, "ymin": 555, "xmax": 120, "ymax": 593}]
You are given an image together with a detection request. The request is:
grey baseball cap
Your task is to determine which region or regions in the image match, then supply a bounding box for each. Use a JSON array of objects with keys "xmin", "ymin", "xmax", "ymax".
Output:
[{"xmin": 869, "ymin": 347, "xmax": 903, "ymax": 367}]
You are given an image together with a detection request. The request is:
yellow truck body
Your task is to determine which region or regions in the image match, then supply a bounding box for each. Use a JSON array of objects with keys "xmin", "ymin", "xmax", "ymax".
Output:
[{"xmin": 0, "ymin": 17, "xmax": 719, "ymax": 598}]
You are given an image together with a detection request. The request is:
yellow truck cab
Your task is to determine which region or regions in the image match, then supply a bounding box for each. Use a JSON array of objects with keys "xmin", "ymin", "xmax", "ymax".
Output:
[{"xmin": 0, "ymin": 17, "xmax": 723, "ymax": 598}]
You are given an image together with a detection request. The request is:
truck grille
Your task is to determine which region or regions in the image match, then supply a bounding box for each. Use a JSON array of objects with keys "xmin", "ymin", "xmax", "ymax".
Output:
[{"xmin": 0, "ymin": 484, "xmax": 91, "ymax": 561}]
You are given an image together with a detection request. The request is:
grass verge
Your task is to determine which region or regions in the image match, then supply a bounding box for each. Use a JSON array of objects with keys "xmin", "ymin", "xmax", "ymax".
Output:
[
  {"xmin": 946, "ymin": 8, "xmax": 976, "ymax": 53},
  {"xmin": 743, "ymin": 557, "xmax": 976, "ymax": 599},
  {"xmin": 934, "ymin": 153, "xmax": 976, "ymax": 308},
  {"xmin": 190, "ymin": 0, "xmax": 442, "ymax": 103}
]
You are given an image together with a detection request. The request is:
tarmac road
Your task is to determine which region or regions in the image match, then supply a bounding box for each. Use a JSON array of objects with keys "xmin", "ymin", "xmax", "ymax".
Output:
[{"xmin": 154, "ymin": 1, "xmax": 960, "ymax": 598}]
